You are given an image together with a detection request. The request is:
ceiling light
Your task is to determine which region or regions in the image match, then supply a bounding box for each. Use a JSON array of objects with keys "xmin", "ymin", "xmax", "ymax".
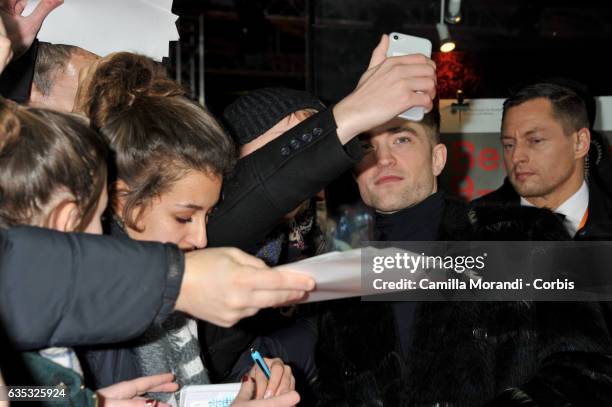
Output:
[
  {"xmin": 437, "ymin": 23, "xmax": 456, "ymax": 53},
  {"xmin": 445, "ymin": 0, "xmax": 462, "ymax": 24}
]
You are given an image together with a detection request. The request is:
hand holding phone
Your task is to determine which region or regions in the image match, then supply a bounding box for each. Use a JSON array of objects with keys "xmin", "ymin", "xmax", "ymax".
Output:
[
  {"xmin": 386, "ymin": 32, "xmax": 433, "ymax": 121},
  {"xmin": 332, "ymin": 34, "xmax": 436, "ymax": 144}
]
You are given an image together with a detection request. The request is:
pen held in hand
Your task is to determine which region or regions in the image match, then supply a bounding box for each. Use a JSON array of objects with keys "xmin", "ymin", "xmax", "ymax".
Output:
[{"xmin": 250, "ymin": 347, "xmax": 271, "ymax": 380}]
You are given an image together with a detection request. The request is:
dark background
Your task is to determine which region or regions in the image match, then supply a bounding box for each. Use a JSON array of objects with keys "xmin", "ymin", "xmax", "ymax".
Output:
[{"xmin": 168, "ymin": 0, "xmax": 612, "ymax": 116}]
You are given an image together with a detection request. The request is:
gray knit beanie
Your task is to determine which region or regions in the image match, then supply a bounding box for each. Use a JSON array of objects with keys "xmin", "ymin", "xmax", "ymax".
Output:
[{"xmin": 222, "ymin": 87, "xmax": 324, "ymax": 146}]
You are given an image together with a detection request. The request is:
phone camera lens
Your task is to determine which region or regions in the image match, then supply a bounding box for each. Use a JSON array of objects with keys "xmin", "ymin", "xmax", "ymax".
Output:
[{"xmin": 393, "ymin": 35, "xmax": 399, "ymax": 40}]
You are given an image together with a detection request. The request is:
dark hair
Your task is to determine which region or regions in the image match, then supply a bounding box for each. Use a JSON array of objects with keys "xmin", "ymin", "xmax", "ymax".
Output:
[
  {"xmin": 359, "ymin": 106, "xmax": 441, "ymax": 148},
  {"xmin": 542, "ymin": 78, "xmax": 596, "ymax": 128},
  {"xmin": 421, "ymin": 106, "xmax": 441, "ymax": 144},
  {"xmin": 33, "ymin": 43, "xmax": 78, "ymax": 96},
  {"xmin": 0, "ymin": 98, "xmax": 107, "ymax": 230},
  {"xmin": 502, "ymin": 82, "xmax": 589, "ymax": 135},
  {"xmin": 80, "ymin": 52, "xmax": 235, "ymax": 230}
]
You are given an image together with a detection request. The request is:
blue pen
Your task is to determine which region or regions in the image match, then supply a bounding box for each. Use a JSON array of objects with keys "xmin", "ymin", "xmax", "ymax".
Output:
[{"xmin": 250, "ymin": 347, "xmax": 271, "ymax": 379}]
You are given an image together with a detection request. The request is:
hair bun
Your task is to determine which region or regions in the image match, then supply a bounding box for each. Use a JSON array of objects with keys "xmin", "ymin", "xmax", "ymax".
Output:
[
  {"xmin": 0, "ymin": 98, "xmax": 21, "ymax": 152},
  {"xmin": 87, "ymin": 53, "xmax": 186, "ymax": 129}
]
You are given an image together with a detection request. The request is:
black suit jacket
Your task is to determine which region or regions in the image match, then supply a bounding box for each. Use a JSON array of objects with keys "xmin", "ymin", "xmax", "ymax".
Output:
[{"xmin": 472, "ymin": 177, "xmax": 612, "ymax": 240}]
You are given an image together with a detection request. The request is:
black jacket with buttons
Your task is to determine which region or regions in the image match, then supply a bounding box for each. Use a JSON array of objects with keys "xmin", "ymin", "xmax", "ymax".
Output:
[
  {"xmin": 314, "ymin": 200, "xmax": 612, "ymax": 406},
  {"xmin": 202, "ymin": 107, "xmax": 363, "ymax": 381},
  {"xmin": 207, "ymin": 107, "xmax": 363, "ymax": 252}
]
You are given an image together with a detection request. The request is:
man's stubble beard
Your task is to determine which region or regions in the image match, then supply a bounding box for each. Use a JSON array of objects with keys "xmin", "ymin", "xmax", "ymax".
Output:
[
  {"xmin": 371, "ymin": 180, "xmax": 430, "ymax": 214},
  {"xmin": 510, "ymin": 163, "xmax": 578, "ymax": 202}
]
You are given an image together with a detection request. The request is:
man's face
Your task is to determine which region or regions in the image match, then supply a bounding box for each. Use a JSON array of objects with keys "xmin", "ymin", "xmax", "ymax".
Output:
[
  {"xmin": 501, "ymin": 98, "xmax": 589, "ymax": 209},
  {"xmin": 30, "ymin": 48, "xmax": 99, "ymax": 112},
  {"xmin": 355, "ymin": 117, "xmax": 446, "ymax": 213},
  {"xmin": 123, "ymin": 170, "xmax": 222, "ymax": 251}
]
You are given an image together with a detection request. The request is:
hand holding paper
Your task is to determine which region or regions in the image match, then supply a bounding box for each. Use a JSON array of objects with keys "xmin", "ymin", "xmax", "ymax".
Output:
[
  {"xmin": 23, "ymin": 0, "xmax": 179, "ymax": 61},
  {"xmin": 275, "ymin": 250, "xmax": 364, "ymax": 303},
  {"xmin": 232, "ymin": 377, "xmax": 299, "ymax": 407},
  {"xmin": 275, "ymin": 247, "xmax": 444, "ymax": 302},
  {"xmin": 179, "ymin": 381, "xmax": 299, "ymax": 407}
]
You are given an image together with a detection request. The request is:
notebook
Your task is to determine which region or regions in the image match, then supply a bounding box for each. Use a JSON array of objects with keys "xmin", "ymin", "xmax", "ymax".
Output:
[{"xmin": 179, "ymin": 383, "xmax": 241, "ymax": 407}]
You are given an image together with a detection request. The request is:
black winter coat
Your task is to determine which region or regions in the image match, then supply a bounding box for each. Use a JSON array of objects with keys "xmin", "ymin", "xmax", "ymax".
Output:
[{"xmin": 314, "ymin": 201, "xmax": 612, "ymax": 406}]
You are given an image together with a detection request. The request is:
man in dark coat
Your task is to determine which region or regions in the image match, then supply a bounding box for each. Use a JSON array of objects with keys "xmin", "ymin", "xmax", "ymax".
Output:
[
  {"xmin": 201, "ymin": 37, "xmax": 438, "ymax": 382},
  {"xmin": 472, "ymin": 81, "xmax": 612, "ymax": 241},
  {"xmin": 472, "ymin": 81, "xmax": 612, "ymax": 333},
  {"xmin": 202, "ymin": 88, "xmax": 328, "ymax": 386},
  {"xmin": 313, "ymin": 107, "xmax": 612, "ymax": 406}
]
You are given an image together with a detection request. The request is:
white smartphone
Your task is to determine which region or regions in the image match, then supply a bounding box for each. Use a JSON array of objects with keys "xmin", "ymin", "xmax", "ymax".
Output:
[{"xmin": 386, "ymin": 32, "xmax": 433, "ymax": 121}]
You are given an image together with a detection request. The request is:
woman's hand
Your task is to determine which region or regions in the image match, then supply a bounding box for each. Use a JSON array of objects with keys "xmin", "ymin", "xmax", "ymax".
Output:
[
  {"xmin": 249, "ymin": 358, "xmax": 295, "ymax": 400},
  {"xmin": 231, "ymin": 371, "xmax": 299, "ymax": 407},
  {"xmin": 96, "ymin": 373, "xmax": 178, "ymax": 407}
]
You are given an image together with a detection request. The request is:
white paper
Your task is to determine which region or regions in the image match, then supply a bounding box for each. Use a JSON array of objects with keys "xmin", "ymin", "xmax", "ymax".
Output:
[
  {"xmin": 24, "ymin": 0, "xmax": 179, "ymax": 61},
  {"xmin": 281, "ymin": 250, "xmax": 362, "ymax": 302},
  {"xmin": 143, "ymin": 0, "xmax": 174, "ymax": 12},
  {"xmin": 144, "ymin": 0, "xmax": 180, "ymax": 42},
  {"xmin": 277, "ymin": 247, "xmax": 427, "ymax": 302},
  {"xmin": 179, "ymin": 383, "xmax": 241, "ymax": 407}
]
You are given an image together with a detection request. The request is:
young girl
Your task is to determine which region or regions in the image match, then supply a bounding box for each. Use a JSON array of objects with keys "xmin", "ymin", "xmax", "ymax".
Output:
[
  {"xmin": 0, "ymin": 98, "xmax": 180, "ymax": 407},
  {"xmin": 0, "ymin": 101, "xmax": 107, "ymax": 235},
  {"xmin": 0, "ymin": 98, "xmax": 108, "ymax": 386},
  {"xmin": 76, "ymin": 53, "xmax": 295, "ymax": 405}
]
